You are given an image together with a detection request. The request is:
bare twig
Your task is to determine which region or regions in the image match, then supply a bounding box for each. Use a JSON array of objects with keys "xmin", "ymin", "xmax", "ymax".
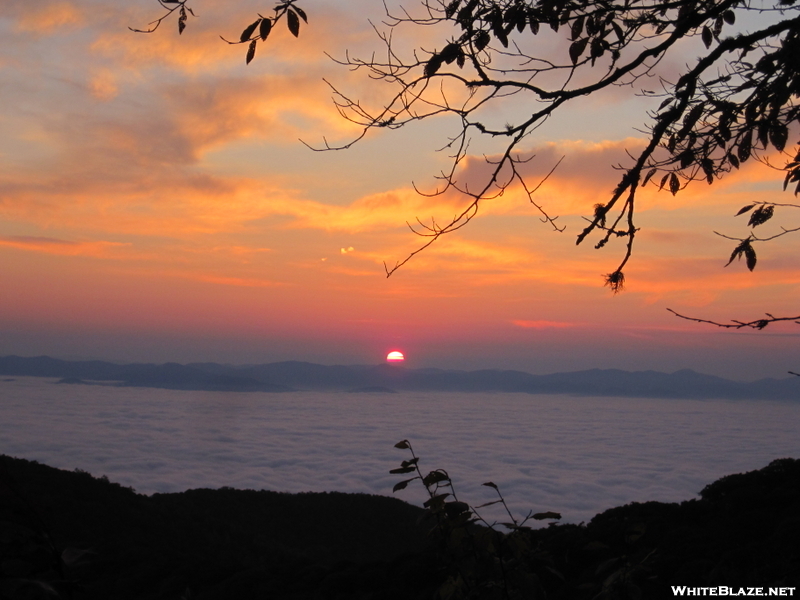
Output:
[{"xmin": 666, "ymin": 308, "xmax": 800, "ymax": 330}]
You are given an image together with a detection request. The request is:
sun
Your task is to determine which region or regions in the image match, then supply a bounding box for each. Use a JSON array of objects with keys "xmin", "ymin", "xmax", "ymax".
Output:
[{"xmin": 386, "ymin": 351, "xmax": 405, "ymax": 363}]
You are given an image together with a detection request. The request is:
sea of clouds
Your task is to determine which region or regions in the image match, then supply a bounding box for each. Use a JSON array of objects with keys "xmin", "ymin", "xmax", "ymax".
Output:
[{"xmin": 2, "ymin": 376, "xmax": 799, "ymax": 525}]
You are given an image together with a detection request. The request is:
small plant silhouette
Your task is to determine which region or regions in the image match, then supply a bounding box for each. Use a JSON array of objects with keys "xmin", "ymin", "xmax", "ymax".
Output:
[{"xmin": 391, "ymin": 440, "xmax": 562, "ymax": 599}]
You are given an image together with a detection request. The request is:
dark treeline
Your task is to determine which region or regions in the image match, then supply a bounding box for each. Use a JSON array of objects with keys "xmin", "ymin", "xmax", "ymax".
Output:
[{"xmin": 1, "ymin": 454, "xmax": 799, "ymax": 599}]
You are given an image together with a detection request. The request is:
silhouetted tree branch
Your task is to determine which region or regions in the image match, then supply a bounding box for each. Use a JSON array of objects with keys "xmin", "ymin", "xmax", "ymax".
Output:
[
  {"xmin": 667, "ymin": 308, "xmax": 800, "ymax": 330},
  {"xmin": 667, "ymin": 308, "xmax": 800, "ymax": 375},
  {"xmin": 315, "ymin": 0, "xmax": 800, "ymax": 286},
  {"xmin": 131, "ymin": 0, "xmax": 196, "ymax": 35},
  {"xmin": 133, "ymin": 1, "xmax": 308, "ymax": 64},
  {"xmin": 712, "ymin": 201, "xmax": 800, "ymax": 272},
  {"xmin": 136, "ymin": 0, "xmax": 800, "ymax": 291}
]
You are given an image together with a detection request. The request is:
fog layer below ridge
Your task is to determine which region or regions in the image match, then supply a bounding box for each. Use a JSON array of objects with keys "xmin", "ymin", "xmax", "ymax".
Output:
[{"xmin": 1, "ymin": 377, "xmax": 798, "ymax": 524}]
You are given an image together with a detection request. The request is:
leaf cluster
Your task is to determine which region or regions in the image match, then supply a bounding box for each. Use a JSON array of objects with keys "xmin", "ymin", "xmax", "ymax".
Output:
[
  {"xmin": 725, "ymin": 237, "xmax": 758, "ymax": 271},
  {"xmin": 134, "ymin": 1, "xmax": 308, "ymax": 65},
  {"xmin": 221, "ymin": 1, "xmax": 308, "ymax": 64},
  {"xmin": 714, "ymin": 200, "xmax": 800, "ymax": 273}
]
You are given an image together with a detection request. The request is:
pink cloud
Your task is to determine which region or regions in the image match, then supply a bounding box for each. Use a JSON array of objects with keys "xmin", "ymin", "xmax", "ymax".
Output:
[
  {"xmin": 512, "ymin": 320, "xmax": 576, "ymax": 329},
  {"xmin": 0, "ymin": 235, "xmax": 129, "ymax": 257}
]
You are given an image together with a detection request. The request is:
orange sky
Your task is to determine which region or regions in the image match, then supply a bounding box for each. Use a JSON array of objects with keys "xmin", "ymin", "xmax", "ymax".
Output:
[{"xmin": 0, "ymin": 0, "xmax": 798, "ymax": 379}]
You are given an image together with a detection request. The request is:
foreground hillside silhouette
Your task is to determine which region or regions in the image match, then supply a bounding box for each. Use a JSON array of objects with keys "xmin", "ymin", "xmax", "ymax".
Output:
[{"xmin": 1, "ymin": 455, "xmax": 798, "ymax": 599}]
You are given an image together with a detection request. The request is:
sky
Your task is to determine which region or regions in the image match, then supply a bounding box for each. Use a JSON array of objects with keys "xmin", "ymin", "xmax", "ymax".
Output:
[{"xmin": 0, "ymin": 0, "xmax": 798, "ymax": 380}]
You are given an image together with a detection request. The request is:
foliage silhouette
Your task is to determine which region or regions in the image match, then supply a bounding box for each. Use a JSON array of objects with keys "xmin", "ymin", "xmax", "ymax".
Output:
[
  {"xmin": 3, "ymin": 453, "xmax": 800, "ymax": 598},
  {"xmin": 135, "ymin": 0, "xmax": 800, "ymax": 290},
  {"xmin": 390, "ymin": 442, "xmax": 800, "ymax": 599},
  {"xmin": 133, "ymin": 0, "xmax": 308, "ymax": 64},
  {"xmin": 0, "ymin": 454, "xmax": 436, "ymax": 599},
  {"xmin": 392, "ymin": 439, "xmax": 562, "ymax": 599}
]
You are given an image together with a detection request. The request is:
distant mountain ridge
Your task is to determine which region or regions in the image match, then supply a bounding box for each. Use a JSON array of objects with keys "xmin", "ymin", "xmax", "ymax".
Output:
[{"xmin": 0, "ymin": 355, "xmax": 798, "ymax": 400}]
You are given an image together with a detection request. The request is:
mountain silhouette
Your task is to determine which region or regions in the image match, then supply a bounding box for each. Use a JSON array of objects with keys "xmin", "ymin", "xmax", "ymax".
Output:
[{"xmin": 1, "ymin": 355, "xmax": 798, "ymax": 400}]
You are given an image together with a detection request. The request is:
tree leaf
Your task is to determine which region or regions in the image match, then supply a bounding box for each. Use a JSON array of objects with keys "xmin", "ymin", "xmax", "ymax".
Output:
[
  {"xmin": 702, "ymin": 26, "xmax": 713, "ymax": 49},
  {"xmin": 701, "ymin": 158, "xmax": 714, "ymax": 184},
  {"xmin": 474, "ymin": 30, "xmax": 491, "ymax": 52},
  {"xmin": 424, "ymin": 54, "xmax": 444, "ymax": 77},
  {"xmin": 735, "ymin": 204, "xmax": 755, "ymax": 216},
  {"xmin": 259, "ymin": 18, "xmax": 272, "ymax": 41},
  {"xmin": 292, "ymin": 5, "xmax": 308, "ymax": 22},
  {"xmin": 495, "ymin": 27, "xmax": 509, "ymax": 47},
  {"xmin": 726, "ymin": 239, "xmax": 754, "ymax": 267},
  {"xmin": 390, "ymin": 466, "xmax": 416, "ymax": 474},
  {"xmin": 569, "ymin": 39, "xmax": 588, "ymax": 65},
  {"xmin": 758, "ymin": 120, "xmax": 770, "ymax": 150},
  {"xmin": 445, "ymin": 0, "xmax": 461, "ymax": 19},
  {"xmin": 423, "ymin": 493, "xmax": 450, "ymax": 508},
  {"xmin": 423, "ymin": 471, "xmax": 449, "ymax": 486},
  {"xmin": 444, "ymin": 501, "xmax": 470, "ymax": 517},
  {"xmin": 738, "ymin": 130, "xmax": 753, "ymax": 163},
  {"xmin": 785, "ymin": 165, "xmax": 800, "ymax": 192},
  {"xmin": 570, "ymin": 15, "xmax": 585, "ymax": 40},
  {"xmin": 714, "ymin": 15, "xmax": 724, "ymax": 38},
  {"xmin": 241, "ymin": 18, "xmax": 261, "ymax": 42},
  {"xmin": 457, "ymin": 0, "xmax": 477, "ymax": 26},
  {"xmin": 612, "ymin": 21, "xmax": 625, "ymax": 43},
  {"xmin": 394, "ymin": 440, "xmax": 410, "ymax": 449},
  {"xmin": 393, "ymin": 478, "xmax": 416, "ymax": 492},
  {"xmin": 745, "ymin": 245, "xmax": 757, "ymax": 271},
  {"xmin": 440, "ymin": 43, "xmax": 461, "ymax": 64},
  {"xmin": 586, "ymin": 14, "xmax": 598, "ymax": 36},
  {"xmin": 723, "ymin": 10, "xmax": 736, "ymax": 24},
  {"xmin": 681, "ymin": 103, "xmax": 705, "ymax": 133},
  {"xmin": 679, "ymin": 149, "xmax": 695, "ymax": 169},
  {"xmin": 669, "ymin": 172, "xmax": 680, "ymax": 196},
  {"xmin": 178, "ymin": 7, "xmax": 187, "ymax": 34},
  {"xmin": 287, "ymin": 8, "xmax": 300, "ymax": 37},
  {"xmin": 515, "ymin": 12, "xmax": 527, "ymax": 33},
  {"xmin": 590, "ymin": 38, "xmax": 606, "ymax": 62},
  {"xmin": 769, "ymin": 122, "xmax": 788, "ymax": 152},
  {"xmin": 667, "ymin": 133, "xmax": 677, "ymax": 153},
  {"xmin": 643, "ymin": 168, "xmax": 658, "ymax": 186},
  {"xmin": 245, "ymin": 39, "xmax": 257, "ymax": 64},
  {"xmin": 533, "ymin": 511, "xmax": 562, "ymax": 520},
  {"xmin": 482, "ymin": 481, "xmax": 498, "ymax": 489},
  {"xmin": 475, "ymin": 499, "xmax": 503, "ymax": 508},
  {"xmin": 748, "ymin": 205, "xmax": 774, "ymax": 227}
]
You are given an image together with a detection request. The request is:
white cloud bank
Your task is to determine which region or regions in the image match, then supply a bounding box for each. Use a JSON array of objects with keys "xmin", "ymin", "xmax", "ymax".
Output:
[{"xmin": 2, "ymin": 377, "xmax": 798, "ymax": 525}]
